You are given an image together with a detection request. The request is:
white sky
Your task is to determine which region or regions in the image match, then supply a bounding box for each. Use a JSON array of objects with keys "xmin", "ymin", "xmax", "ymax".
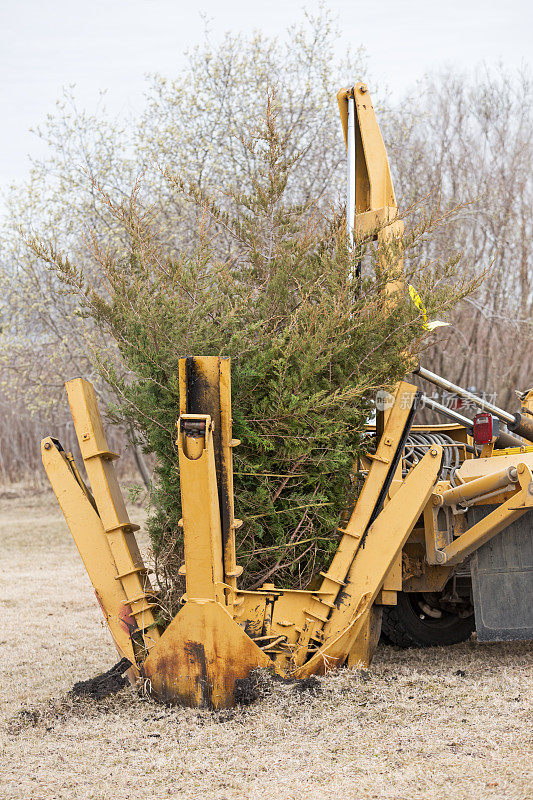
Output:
[{"xmin": 1, "ymin": 0, "xmax": 531, "ymax": 192}]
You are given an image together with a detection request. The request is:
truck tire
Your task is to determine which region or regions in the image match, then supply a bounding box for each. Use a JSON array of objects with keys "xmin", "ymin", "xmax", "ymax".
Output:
[{"xmin": 381, "ymin": 591, "xmax": 475, "ymax": 648}]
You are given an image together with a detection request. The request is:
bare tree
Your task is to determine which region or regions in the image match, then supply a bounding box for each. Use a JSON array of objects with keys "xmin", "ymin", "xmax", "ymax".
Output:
[{"xmin": 386, "ymin": 65, "xmax": 532, "ymax": 408}]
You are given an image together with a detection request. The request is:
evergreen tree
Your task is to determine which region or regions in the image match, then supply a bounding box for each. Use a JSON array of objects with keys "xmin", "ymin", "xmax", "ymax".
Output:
[{"xmin": 30, "ymin": 98, "xmax": 481, "ymax": 614}]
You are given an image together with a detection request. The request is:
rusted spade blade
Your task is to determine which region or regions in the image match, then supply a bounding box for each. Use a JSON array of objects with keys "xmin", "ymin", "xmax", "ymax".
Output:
[{"xmin": 142, "ymin": 600, "xmax": 272, "ymax": 708}]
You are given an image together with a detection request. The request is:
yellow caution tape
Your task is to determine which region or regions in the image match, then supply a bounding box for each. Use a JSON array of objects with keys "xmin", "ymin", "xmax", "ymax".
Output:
[{"xmin": 408, "ymin": 284, "xmax": 450, "ymax": 332}]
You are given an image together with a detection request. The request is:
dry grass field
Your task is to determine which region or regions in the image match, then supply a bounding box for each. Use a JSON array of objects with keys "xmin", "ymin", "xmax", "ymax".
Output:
[{"xmin": 1, "ymin": 489, "xmax": 532, "ymax": 800}]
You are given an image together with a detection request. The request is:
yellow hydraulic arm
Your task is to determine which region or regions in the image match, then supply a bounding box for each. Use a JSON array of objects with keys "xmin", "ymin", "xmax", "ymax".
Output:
[
  {"xmin": 295, "ymin": 445, "xmax": 443, "ymax": 677},
  {"xmin": 293, "ymin": 381, "xmax": 419, "ymax": 665},
  {"xmin": 41, "ymin": 438, "xmax": 139, "ymax": 667},
  {"xmin": 337, "ymin": 83, "xmax": 403, "ymax": 245},
  {"xmin": 425, "ymin": 462, "xmax": 533, "ymax": 566},
  {"xmin": 42, "ymin": 379, "xmax": 161, "ymax": 672}
]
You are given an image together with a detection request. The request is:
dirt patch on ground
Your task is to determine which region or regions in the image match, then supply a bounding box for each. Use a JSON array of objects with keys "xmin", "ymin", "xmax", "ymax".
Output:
[
  {"xmin": 234, "ymin": 669, "xmax": 322, "ymax": 706},
  {"xmin": 0, "ymin": 494, "xmax": 532, "ymax": 800}
]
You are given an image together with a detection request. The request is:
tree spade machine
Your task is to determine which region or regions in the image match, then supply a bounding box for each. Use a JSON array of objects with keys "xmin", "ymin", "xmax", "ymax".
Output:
[{"xmin": 42, "ymin": 83, "xmax": 533, "ymax": 708}]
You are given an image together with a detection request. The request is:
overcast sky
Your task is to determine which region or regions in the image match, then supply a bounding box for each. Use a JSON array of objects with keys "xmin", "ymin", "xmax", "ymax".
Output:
[{"xmin": 1, "ymin": 0, "xmax": 531, "ymax": 193}]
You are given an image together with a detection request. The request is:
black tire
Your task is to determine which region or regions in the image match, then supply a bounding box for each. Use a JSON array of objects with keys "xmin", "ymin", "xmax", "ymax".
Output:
[{"xmin": 382, "ymin": 591, "xmax": 475, "ymax": 648}]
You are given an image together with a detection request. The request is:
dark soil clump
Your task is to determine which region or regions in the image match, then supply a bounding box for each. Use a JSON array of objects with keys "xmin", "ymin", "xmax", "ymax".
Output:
[
  {"xmin": 233, "ymin": 668, "xmax": 322, "ymax": 706},
  {"xmin": 234, "ymin": 670, "xmax": 265, "ymax": 705},
  {"xmin": 294, "ymin": 676, "xmax": 321, "ymax": 694},
  {"xmin": 70, "ymin": 657, "xmax": 132, "ymax": 701}
]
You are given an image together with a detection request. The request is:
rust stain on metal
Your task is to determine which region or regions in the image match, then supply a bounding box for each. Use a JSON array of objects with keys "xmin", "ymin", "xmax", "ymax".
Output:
[
  {"xmin": 118, "ymin": 602, "xmax": 138, "ymax": 635},
  {"xmin": 184, "ymin": 641, "xmax": 213, "ymax": 708}
]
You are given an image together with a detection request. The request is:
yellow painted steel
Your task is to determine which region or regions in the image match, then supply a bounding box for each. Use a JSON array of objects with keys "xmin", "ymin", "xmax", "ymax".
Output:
[
  {"xmin": 177, "ymin": 414, "xmax": 225, "ymax": 604},
  {"xmin": 428, "ymin": 463, "xmax": 533, "ymax": 566},
  {"xmin": 43, "ymin": 359, "xmax": 533, "ymax": 706},
  {"xmin": 337, "ymin": 83, "xmax": 397, "ymax": 217},
  {"xmin": 320, "ymin": 445, "xmax": 442, "ymax": 642},
  {"xmin": 423, "ymin": 497, "xmax": 451, "ymax": 566},
  {"xmin": 456, "ymin": 448, "xmax": 533, "ymax": 483},
  {"xmin": 293, "ymin": 381, "xmax": 418, "ymax": 664},
  {"xmin": 38, "ymin": 83, "xmax": 533, "ymax": 707},
  {"xmin": 178, "ymin": 356, "xmax": 243, "ymax": 614},
  {"xmin": 234, "ymin": 586, "xmax": 334, "ymax": 663},
  {"xmin": 435, "ymin": 466, "xmax": 519, "ymax": 508},
  {"xmin": 218, "ymin": 358, "xmax": 242, "ymax": 609},
  {"xmin": 337, "ymin": 81, "xmax": 404, "ymax": 298},
  {"xmin": 144, "ymin": 397, "xmax": 274, "ymax": 708},
  {"xmin": 379, "ymin": 549, "xmax": 403, "ymax": 604},
  {"xmin": 65, "ymin": 378, "xmax": 161, "ymax": 652},
  {"xmin": 346, "ymin": 605, "xmax": 383, "ymax": 669},
  {"xmin": 143, "ymin": 600, "xmax": 272, "ymax": 709},
  {"xmin": 41, "ymin": 438, "xmax": 138, "ymax": 669},
  {"xmin": 295, "ymin": 446, "xmax": 443, "ymax": 677},
  {"xmin": 521, "ymin": 388, "xmax": 533, "ymax": 415}
]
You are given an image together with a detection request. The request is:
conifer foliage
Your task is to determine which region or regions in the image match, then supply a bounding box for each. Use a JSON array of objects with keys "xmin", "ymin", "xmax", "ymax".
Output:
[{"xmin": 31, "ymin": 97, "xmax": 480, "ymax": 613}]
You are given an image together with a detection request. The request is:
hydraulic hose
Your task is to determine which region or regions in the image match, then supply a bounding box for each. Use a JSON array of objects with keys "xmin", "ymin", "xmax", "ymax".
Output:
[
  {"xmin": 414, "ymin": 366, "xmax": 532, "ymax": 444},
  {"xmin": 403, "ymin": 432, "xmax": 460, "ymax": 483},
  {"xmin": 421, "ymin": 395, "xmax": 524, "ymax": 450}
]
